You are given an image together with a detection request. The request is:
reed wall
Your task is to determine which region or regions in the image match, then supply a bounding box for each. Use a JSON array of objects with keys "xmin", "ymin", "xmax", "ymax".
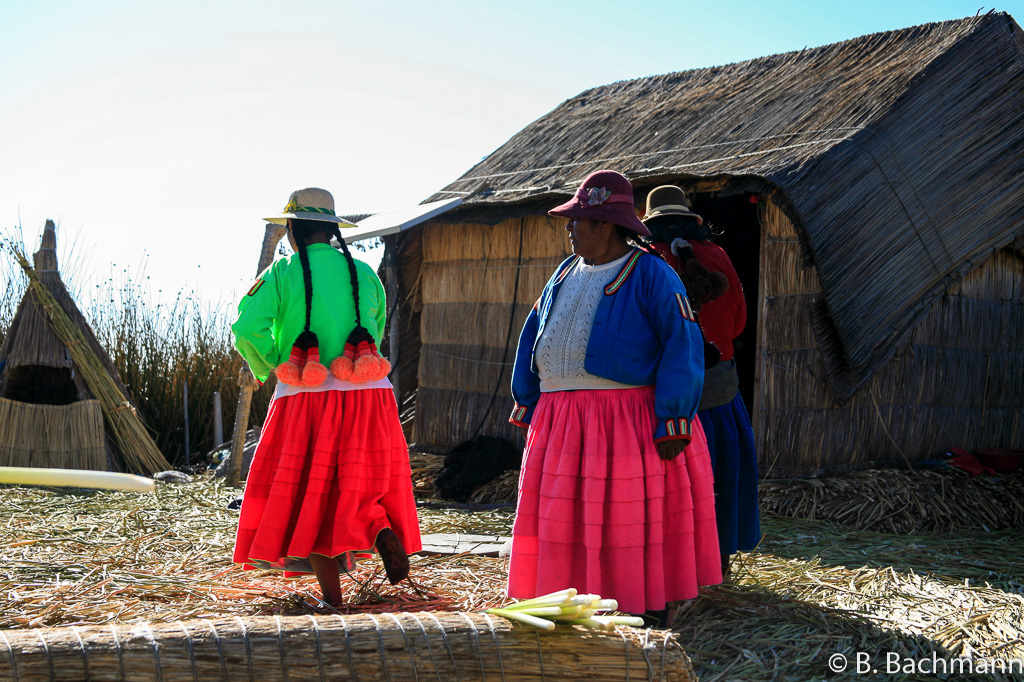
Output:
[
  {"xmin": 383, "ymin": 230, "xmax": 425, "ymax": 442},
  {"xmin": 414, "ymin": 215, "xmax": 570, "ymax": 449},
  {"xmin": 0, "ymin": 397, "xmax": 106, "ymax": 470},
  {"xmin": 758, "ymin": 200, "xmax": 1024, "ymax": 476}
]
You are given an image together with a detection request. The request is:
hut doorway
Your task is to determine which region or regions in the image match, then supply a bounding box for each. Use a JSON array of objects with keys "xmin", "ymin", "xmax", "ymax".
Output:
[
  {"xmin": 2, "ymin": 365, "xmax": 78, "ymax": 405},
  {"xmin": 687, "ymin": 193, "xmax": 761, "ymax": 413}
]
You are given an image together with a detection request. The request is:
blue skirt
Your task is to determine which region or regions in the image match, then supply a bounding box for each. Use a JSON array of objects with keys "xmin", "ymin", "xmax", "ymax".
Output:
[{"xmin": 698, "ymin": 393, "xmax": 761, "ymax": 555}]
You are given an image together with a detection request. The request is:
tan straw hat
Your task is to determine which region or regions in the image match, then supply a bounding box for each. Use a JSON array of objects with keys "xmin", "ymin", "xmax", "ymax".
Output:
[
  {"xmin": 642, "ymin": 185, "xmax": 703, "ymax": 225},
  {"xmin": 264, "ymin": 187, "xmax": 358, "ymax": 227}
]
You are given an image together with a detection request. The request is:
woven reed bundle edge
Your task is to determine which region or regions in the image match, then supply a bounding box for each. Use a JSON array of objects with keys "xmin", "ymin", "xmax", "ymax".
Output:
[{"xmin": 0, "ymin": 612, "xmax": 696, "ymax": 682}]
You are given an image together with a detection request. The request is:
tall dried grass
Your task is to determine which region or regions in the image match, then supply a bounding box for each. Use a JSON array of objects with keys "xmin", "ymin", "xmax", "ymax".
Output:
[
  {"xmin": 0, "ymin": 254, "xmax": 24, "ymax": 349},
  {"xmin": 1, "ymin": 255, "xmax": 272, "ymax": 467},
  {"xmin": 84, "ymin": 272, "xmax": 274, "ymax": 466}
]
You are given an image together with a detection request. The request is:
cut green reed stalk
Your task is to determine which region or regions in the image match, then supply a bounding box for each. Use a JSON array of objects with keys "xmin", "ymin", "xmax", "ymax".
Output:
[
  {"xmin": 485, "ymin": 589, "xmax": 631, "ymax": 631},
  {"xmin": 11, "ymin": 248, "xmax": 170, "ymax": 474}
]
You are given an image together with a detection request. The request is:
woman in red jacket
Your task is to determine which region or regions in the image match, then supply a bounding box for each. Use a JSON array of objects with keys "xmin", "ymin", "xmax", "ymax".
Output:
[{"xmin": 642, "ymin": 185, "xmax": 761, "ymax": 575}]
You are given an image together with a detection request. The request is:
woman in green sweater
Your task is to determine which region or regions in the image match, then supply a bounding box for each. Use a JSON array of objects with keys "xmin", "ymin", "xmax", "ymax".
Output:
[{"xmin": 231, "ymin": 187, "xmax": 420, "ymax": 606}]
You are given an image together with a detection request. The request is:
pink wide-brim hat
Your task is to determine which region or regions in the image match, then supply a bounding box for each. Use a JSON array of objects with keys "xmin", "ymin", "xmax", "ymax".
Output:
[{"xmin": 548, "ymin": 170, "xmax": 651, "ymax": 236}]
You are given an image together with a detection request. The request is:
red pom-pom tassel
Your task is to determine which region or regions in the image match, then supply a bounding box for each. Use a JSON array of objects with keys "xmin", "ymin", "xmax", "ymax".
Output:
[
  {"xmin": 275, "ymin": 344, "xmax": 307, "ymax": 386},
  {"xmin": 334, "ymin": 325, "xmax": 391, "ymax": 383},
  {"xmin": 330, "ymin": 355, "xmax": 354, "ymax": 380},
  {"xmin": 301, "ymin": 346, "xmax": 327, "ymax": 387},
  {"xmin": 275, "ymin": 361, "xmax": 302, "ymax": 386},
  {"xmin": 351, "ymin": 354, "xmax": 380, "ymax": 383}
]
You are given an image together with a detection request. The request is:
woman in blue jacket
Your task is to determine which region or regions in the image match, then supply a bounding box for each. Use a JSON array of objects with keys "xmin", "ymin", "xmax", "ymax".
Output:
[{"xmin": 507, "ymin": 170, "xmax": 722, "ymax": 627}]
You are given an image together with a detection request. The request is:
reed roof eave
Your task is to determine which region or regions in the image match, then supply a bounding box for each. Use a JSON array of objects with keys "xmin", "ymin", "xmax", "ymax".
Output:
[
  {"xmin": 422, "ymin": 12, "xmax": 1024, "ymax": 400},
  {"xmin": 430, "ymin": 15, "xmax": 1011, "ymax": 205}
]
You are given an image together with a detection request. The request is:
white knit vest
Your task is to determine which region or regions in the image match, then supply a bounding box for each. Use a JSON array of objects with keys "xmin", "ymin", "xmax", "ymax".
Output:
[{"xmin": 535, "ymin": 253, "xmax": 642, "ymax": 392}]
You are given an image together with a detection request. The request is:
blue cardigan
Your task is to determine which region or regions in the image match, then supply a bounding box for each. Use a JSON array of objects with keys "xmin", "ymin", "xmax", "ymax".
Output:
[{"xmin": 510, "ymin": 249, "xmax": 705, "ymax": 443}]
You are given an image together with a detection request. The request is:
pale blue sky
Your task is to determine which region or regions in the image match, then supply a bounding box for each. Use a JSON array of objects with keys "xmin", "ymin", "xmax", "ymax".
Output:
[{"xmin": 2, "ymin": 0, "xmax": 1020, "ymax": 304}]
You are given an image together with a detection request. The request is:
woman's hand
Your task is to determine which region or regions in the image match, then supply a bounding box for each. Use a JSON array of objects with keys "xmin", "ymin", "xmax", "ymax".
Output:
[{"xmin": 656, "ymin": 440, "xmax": 687, "ymax": 461}]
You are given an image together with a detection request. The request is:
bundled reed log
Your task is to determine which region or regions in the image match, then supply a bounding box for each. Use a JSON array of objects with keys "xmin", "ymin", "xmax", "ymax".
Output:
[
  {"xmin": 10, "ymin": 249, "xmax": 170, "ymax": 475},
  {"xmin": 0, "ymin": 612, "xmax": 696, "ymax": 682}
]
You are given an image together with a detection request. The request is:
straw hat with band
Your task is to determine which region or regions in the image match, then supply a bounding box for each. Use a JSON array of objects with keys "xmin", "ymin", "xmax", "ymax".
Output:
[
  {"xmin": 264, "ymin": 187, "xmax": 358, "ymax": 227},
  {"xmin": 549, "ymin": 170, "xmax": 651, "ymax": 237},
  {"xmin": 266, "ymin": 187, "xmax": 389, "ymax": 388},
  {"xmin": 642, "ymin": 185, "xmax": 704, "ymax": 226}
]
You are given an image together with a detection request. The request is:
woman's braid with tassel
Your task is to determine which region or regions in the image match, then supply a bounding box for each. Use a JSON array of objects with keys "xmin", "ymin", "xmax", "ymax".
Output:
[
  {"xmin": 330, "ymin": 225, "xmax": 391, "ymax": 382},
  {"xmin": 274, "ymin": 220, "xmax": 328, "ymax": 387}
]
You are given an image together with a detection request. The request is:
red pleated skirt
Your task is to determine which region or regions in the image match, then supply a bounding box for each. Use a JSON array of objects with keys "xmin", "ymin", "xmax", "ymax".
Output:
[
  {"xmin": 507, "ymin": 387, "xmax": 721, "ymax": 612},
  {"xmin": 232, "ymin": 388, "xmax": 421, "ymax": 576}
]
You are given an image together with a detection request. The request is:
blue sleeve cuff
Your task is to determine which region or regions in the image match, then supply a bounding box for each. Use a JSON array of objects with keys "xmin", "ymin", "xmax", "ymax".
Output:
[
  {"xmin": 509, "ymin": 402, "xmax": 534, "ymax": 427},
  {"xmin": 653, "ymin": 416, "xmax": 692, "ymax": 444}
]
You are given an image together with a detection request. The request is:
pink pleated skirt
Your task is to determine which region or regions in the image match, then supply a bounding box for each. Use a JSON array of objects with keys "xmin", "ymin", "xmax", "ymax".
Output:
[{"xmin": 507, "ymin": 387, "xmax": 721, "ymax": 612}]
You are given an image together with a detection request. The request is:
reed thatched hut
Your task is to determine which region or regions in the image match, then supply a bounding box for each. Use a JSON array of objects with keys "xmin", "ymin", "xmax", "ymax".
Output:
[
  {"xmin": 388, "ymin": 12, "xmax": 1024, "ymax": 475},
  {"xmin": 0, "ymin": 221, "xmax": 138, "ymax": 471}
]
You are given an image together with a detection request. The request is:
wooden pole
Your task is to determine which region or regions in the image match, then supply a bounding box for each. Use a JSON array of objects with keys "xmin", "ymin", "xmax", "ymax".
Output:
[
  {"xmin": 384, "ymin": 239, "xmax": 400, "ymax": 404},
  {"xmin": 227, "ymin": 222, "xmax": 286, "ymax": 486},
  {"xmin": 182, "ymin": 380, "xmax": 190, "ymax": 467},
  {"xmin": 212, "ymin": 391, "xmax": 223, "ymax": 447}
]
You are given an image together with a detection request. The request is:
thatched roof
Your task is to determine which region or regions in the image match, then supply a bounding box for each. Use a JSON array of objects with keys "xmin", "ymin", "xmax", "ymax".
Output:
[
  {"xmin": 0, "ymin": 221, "xmax": 128, "ymax": 400},
  {"xmin": 429, "ymin": 12, "xmax": 1024, "ymax": 400}
]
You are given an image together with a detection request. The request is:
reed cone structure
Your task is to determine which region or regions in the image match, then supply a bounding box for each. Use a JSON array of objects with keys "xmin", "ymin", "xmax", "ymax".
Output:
[
  {"xmin": 0, "ymin": 221, "xmax": 170, "ymax": 475},
  {"xmin": 0, "ymin": 612, "xmax": 695, "ymax": 681},
  {"xmin": 387, "ymin": 13, "xmax": 1024, "ymax": 475}
]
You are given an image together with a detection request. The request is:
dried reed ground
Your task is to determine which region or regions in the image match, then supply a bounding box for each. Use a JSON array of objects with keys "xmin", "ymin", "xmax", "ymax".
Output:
[{"xmin": 2, "ymin": 476, "xmax": 1022, "ymax": 681}]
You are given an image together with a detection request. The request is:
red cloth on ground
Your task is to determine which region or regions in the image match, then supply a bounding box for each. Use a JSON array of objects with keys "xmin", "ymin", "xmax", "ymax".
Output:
[
  {"xmin": 947, "ymin": 452, "xmax": 995, "ymax": 477},
  {"xmin": 653, "ymin": 241, "xmax": 746, "ymax": 361},
  {"xmin": 508, "ymin": 387, "xmax": 722, "ymax": 613},
  {"xmin": 233, "ymin": 388, "xmax": 421, "ymax": 576}
]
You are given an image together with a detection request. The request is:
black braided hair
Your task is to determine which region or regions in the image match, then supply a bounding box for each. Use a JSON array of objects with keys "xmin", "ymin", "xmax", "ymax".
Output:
[
  {"xmin": 289, "ymin": 219, "xmax": 329, "ymax": 350},
  {"xmin": 330, "ymin": 225, "xmax": 363, "ymax": 328},
  {"xmin": 644, "ymin": 214, "xmax": 719, "ymax": 244}
]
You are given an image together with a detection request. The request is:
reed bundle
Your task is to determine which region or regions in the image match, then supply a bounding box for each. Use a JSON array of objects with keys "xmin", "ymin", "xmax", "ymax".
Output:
[
  {"xmin": 0, "ymin": 397, "xmax": 105, "ymax": 469},
  {"xmin": 10, "ymin": 249, "xmax": 170, "ymax": 475},
  {"xmin": 760, "ymin": 467, "xmax": 1024, "ymax": 533},
  {"xmin": 0, "ymin": 612, "xmax": 694, "ymax": 682},
  {"xmin": 410, "ymin": 451, "xmax": 518, "ymax": 504}
]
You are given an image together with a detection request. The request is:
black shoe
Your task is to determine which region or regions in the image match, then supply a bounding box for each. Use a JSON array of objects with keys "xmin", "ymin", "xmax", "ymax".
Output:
[
  {"xmin": 645, "ymin": 609, "xmax": 669, "ymax": 628},
  {"xmin": 375, "ymin": 528, "xmax": 410, "ymax": 585},
  {"xmin": 629, "ymin": 609, "xmax": 669, "ymax": 628}
]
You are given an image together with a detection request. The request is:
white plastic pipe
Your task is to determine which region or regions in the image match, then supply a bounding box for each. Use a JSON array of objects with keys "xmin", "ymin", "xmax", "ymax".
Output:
[{"xmin": 0, "ymin": 467, "xmax": 155, "ymax": 492}]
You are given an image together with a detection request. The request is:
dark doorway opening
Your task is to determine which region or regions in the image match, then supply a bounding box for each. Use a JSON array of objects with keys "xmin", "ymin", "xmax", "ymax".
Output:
[
  {"xmin": 2, "ymin": 365, "xmax": 79, "ymax": 405},
  {"xmin": 688, "ymin": 193, "xmax": 761, "ymax": 413}
]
